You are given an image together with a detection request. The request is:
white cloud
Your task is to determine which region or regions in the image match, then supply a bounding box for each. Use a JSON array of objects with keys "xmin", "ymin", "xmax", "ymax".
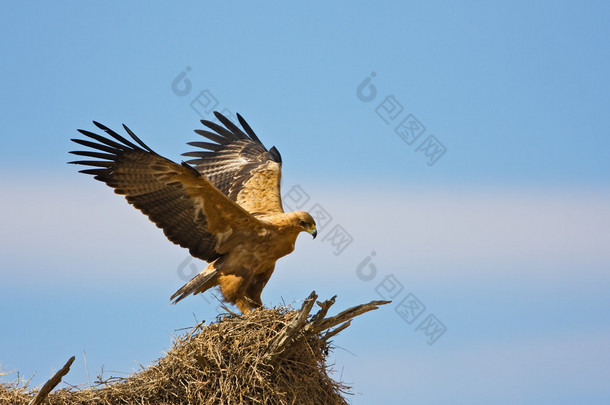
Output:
[
  {"xmin": 1, "ymin": 176, "xmax": 608, "ymax": 286},
  {"xmin": 319, "ymin": 185, "xmax": 609, "ymax": 261}
]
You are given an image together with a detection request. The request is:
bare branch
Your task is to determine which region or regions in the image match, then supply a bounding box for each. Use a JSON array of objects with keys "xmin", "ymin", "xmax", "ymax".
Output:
[
  {"xmin": 28, "ymin": 356, "xmax": 75, "ymax": 405},
  {"xmin": 263, "ymin": 292, "xmax": 391, "ymax": 364}
]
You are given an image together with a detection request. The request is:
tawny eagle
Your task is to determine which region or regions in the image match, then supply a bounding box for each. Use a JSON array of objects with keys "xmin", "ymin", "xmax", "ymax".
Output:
[{"xmin": 69, "ymin": 112, "xmax": 317, "ymax": 314}]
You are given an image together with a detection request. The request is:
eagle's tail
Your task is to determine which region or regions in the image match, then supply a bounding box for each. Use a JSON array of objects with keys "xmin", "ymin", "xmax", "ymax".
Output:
[{"xmin": 170, "ymin": 262, "xmax": 219, "ymax": 304}]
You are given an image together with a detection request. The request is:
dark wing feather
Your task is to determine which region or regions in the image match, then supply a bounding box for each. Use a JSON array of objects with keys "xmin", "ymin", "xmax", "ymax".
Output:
[
  {"xmin": 184, "ymin": 111, "xmax": 284, "ymax": 214},
  {"xmin": 69, "ymin": 122, "xmax": 269, "ymax": 262}
]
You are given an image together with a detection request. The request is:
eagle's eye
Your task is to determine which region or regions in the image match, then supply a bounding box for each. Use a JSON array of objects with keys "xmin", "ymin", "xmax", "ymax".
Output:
[{"xmin": 299, "ymin": 220, "xmax": 307, "ymax": 228}]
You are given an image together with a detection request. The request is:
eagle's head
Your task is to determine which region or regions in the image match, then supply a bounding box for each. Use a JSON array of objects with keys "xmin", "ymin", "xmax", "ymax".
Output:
[{"xmin": 293, "ymin": 211, "xmax": 317, "ymax": 239}]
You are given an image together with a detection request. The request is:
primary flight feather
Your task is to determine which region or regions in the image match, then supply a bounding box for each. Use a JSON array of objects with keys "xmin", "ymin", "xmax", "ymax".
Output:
[{"xmin": 69, "ymin": 112, "xmax": 317, "ymax": 314}]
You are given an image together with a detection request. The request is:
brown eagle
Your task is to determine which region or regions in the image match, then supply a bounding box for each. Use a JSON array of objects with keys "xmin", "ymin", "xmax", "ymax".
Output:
[{"xmin": 69, "ymin": 112, "xmax": 317, "ymax": 314}]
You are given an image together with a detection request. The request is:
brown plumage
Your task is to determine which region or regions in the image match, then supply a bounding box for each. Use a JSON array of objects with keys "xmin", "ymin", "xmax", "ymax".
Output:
[{"xmin": 69, "ymin": 112, "xmax": 317, "ymax": 314}]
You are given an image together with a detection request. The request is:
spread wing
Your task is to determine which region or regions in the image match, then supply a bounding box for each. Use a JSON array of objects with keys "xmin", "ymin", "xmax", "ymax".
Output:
[
  {"xmin": 69, "ymin": 121, "xmax": 270, "ymax": 262},
  {"xmin": 182, "ymin": 111, "xmax": 284, "ymax": 214}
]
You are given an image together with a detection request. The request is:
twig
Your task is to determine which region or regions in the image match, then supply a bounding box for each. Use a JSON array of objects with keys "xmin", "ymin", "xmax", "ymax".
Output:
[
  {"xmin": 84, "ymin": 350, "xmax": 91, "ymax": 388},
  {"xmin": 28, "ymin": 356, "xmax": 75, "ymax": 405},
  {"xmin": 303, "ymin": 299, "xmax": 391, "ymax": 336}
]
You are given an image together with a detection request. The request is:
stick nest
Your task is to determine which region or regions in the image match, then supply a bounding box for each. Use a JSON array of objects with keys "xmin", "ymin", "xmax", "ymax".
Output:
[{"xmin": 1, "ymin": 292, "xmax": 389, "ymax": 405}]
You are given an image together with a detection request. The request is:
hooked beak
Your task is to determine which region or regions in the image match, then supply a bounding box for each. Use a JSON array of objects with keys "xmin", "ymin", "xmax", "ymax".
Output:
[{"xmin": 310, "ymin": 227, "xmax": 318, "ymax": 239}]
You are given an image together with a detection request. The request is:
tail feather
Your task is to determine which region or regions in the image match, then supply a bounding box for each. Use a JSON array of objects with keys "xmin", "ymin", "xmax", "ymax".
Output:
[{"xmin": 171, "ymin": 264, "xmax": 219, "ymax": 304}]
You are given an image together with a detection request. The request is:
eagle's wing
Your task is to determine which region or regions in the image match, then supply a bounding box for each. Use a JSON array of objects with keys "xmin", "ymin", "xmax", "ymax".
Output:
[
  {"xmin": 182, "ymin": 111, "xmax": 284, "ymax": 214},
  {"xmin": 69, "ymin": 121, "xmax": 269, "ymax": 262}
]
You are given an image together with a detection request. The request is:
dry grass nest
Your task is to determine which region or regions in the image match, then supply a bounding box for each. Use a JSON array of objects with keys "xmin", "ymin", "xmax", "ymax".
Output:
[{"xmin": 1, "ymin": 292, "xmax": 389, "ymax": 405}]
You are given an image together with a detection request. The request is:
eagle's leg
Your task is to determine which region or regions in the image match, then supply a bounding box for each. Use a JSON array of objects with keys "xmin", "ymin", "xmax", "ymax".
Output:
[
  {"xmin": 234, "ymin": 298, "xmax": 255, "ymax": 315},
  {"xmin": 217, "ymin": 271, "xmax": 252, "ymax": 314},
  {"xmin": 243, "ymin": 270, "xmax": 273, "ymax": 311},
  {"xmin": 218, "ymin": 268, "xmax": 274, "ymax": 315}
]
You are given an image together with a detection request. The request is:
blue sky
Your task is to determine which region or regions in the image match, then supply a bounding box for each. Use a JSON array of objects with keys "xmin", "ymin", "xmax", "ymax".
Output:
[{"xmin": 1, "ymin": 2, "xmax": 609, "ymax": 404}]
